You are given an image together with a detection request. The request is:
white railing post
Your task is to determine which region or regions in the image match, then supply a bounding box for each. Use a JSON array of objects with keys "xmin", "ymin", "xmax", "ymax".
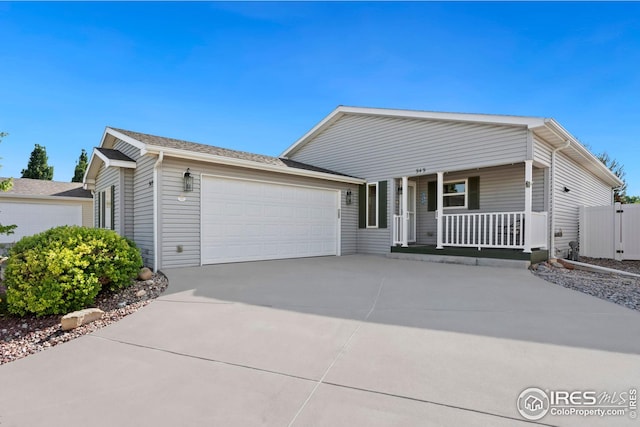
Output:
[
  {"xmin": 393, "ymin": 215, "xmax": 403, "ymax": 245},
  {"xmin": 524, "ymin": 160, "xmax": 533, "ymax": 253},
  {"xmin": 402, "ymin": 176, "xmax": 409, "ymax": 247},
  {"xmin": 436, "ymin": 172, "xmax": 444, "ymax": 249}
]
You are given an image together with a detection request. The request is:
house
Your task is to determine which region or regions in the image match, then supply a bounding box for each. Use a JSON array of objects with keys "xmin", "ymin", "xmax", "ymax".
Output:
[
  {"xmin": 0, "ymin": 178, "xmax": 93, "ymax": 246},
  {"xmin": 84, "ymin": 106, "xmax": 622, "ymax": 270}
]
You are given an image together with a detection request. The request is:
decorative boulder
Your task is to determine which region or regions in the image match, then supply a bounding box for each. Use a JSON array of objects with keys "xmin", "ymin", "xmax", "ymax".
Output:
[
  {"xmin": 61, "ymin": 308, "xmax": 105, "ymax": 331},
  {"xmin": 138, "ymin": 267, "xmax": 153, "ymax": 281}
]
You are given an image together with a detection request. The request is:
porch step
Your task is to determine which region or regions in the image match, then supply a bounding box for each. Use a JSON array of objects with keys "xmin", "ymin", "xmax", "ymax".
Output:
[{"xmin": 386, "ymin": 252, "xmax": 531, "ymax": 269}]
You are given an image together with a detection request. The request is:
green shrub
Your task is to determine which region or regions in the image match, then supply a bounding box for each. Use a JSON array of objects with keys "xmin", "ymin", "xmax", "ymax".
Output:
[{"xmin": 5, "ymin": 226, "xmax": 143, "ymax": 316}]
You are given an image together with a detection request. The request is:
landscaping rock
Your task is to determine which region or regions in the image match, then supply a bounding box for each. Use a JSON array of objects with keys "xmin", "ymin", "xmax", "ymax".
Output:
[
  {"xmin": 533, "ymin": 261, "xmax": 640, "ymax": 312},
  {"xmin": 1, "ymin": 271, "xmax": 168, "ymax": 366},
  {"xmin": 550, "ymin": 261, "xmax": 565, "ymax": 269},
  {"xmin": 61, "ymin": 308, "xmax": 105, "ymax": 331},
  {"xmin": 138, "ymin": 267, "xmax": 153, "ymax": 281},
  {"xmin": 536, "ymin": 264, "xmax": 550, "ymax": 273},
  {"xmin": 557, "ymin": 259, "xmax": 575, "ymax": 270},
  {"xmin": 135, "ymin": 290, "xmax": 146, "ymax": 298}
]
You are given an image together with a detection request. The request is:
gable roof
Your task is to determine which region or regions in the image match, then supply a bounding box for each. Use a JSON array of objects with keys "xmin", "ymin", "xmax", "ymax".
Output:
[
  {"xmin": 96, "ymin": 148, "xmax": 135, "ymax": 162},
  {"xmin": 111, "ymin": 127, "xmax": 306, "ymax": 167},
  {"xmin": 84, "ymin": 127, "xmax": 363, "ymax": 187},
  {"xmin": 0, "ymin": 178, "xmax": 92, "ymax": 199},
  {"xmin": 280, "ymin": 105, "xmax": 622, "ymax": 188}
]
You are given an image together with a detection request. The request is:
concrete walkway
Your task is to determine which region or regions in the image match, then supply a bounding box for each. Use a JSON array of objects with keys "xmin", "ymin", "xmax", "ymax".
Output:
[{"xmin": 1, "ymin": 255, "xmax": 639, "ymax": 426}]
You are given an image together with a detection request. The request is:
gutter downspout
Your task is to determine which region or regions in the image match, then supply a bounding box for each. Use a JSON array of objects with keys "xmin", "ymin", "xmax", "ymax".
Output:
[
  {"xmin": 153, "ymin": 151, "xmax": 164, "ymax": 272},
  {"xmin": 550, "ymin": 140, "xmax": 571, "ymax": 258}
]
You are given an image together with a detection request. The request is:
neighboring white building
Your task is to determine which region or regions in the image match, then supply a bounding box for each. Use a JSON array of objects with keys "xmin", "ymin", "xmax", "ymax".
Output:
[{"xmin": 0, "ymin": 178, "xmax": 93, "ymax": 245}]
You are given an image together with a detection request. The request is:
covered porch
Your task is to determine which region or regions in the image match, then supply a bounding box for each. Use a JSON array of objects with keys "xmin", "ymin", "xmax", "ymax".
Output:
[{"xmin": 391, "ymin": 161, "xmax": 549, "ymax": 256}]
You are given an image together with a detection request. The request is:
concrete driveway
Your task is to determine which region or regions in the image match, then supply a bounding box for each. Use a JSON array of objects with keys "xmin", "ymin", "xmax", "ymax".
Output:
[{"xmin": 1, "ymin": 255, "xmax": 639, "ymax": 427}]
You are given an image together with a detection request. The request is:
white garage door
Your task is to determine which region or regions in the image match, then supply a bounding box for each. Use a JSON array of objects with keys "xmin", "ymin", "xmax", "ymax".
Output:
[
  {"xmin": 201, "ymin": 176, "xmax": 339, "ymax": 264},
  {"xmin": 0, "ymin": 202, "xmax": 83, "ymax": 244}
]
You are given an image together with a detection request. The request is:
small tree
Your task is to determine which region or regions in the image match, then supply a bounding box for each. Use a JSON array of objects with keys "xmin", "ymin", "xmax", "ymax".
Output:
[
  {"xmin": 21, "ymin": 144, "xmax": 54, "ymax": 180},
  {"xmin": 71, "ymin": 149, "xmax": 89, "ymax": 183},
  {"xmin": 0, "ymin": 132, "xmax": 17, "ymax": 236},
  {"xmin": 623, "ymin": 195, "xmax": 640, "ymax": 204},
  {"xmin": 597, "ymin": 152, "xmax": 627, "ymax": 202}
]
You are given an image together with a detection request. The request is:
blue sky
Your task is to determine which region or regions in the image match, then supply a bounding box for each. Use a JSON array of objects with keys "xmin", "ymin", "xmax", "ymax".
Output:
[{"xmin": 0, "ymin": 2, "xmax": 638, "ymax": 194}]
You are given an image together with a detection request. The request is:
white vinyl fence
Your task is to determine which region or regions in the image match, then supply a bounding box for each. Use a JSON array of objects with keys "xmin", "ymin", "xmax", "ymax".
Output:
[{"xmin": 579, "ymin": 203, "xmax": 640, "ymax": 260}]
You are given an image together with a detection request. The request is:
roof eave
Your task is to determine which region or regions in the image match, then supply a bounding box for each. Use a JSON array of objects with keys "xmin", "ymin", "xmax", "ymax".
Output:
[
  {"xmin": 0, "ymin": 193, "xmax": 92, "ymax": 202},
  {"xmin": 144, "ymin": 145, "xmax": 364, "ymax": 185},
  {"xmin": 537, "ymin": 119, "xmax": 623, "ymax": 188}
]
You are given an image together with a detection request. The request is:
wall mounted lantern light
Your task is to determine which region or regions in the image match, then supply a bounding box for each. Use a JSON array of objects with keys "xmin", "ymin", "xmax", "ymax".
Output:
[
  {"xmin": 563, "ymin": 186, "xmax": 570, "ymax": 193},
  {"xmin": 183, "ymin": 168, "xmax": 193, "ymax": 192},
  {"xmin": 345, "ymin": 189, "xmax": 352, "ymax": 205}
]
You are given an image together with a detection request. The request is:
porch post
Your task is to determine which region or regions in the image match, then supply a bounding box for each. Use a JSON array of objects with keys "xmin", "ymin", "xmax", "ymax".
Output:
[
  {"xmin": 524, "ymin": 160, "xmax": 533, "ymax": 253},
  {"xmin": 436, "ymin": 171, "xmax": 444, "ymax": 249},
  {"xmin": 401, "ymin": 176, "xmax": 409, "ymax": 247}
]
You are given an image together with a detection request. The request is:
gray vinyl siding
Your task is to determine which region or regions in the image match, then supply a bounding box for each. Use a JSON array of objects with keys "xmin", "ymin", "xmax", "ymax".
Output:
[
  {"xmin": 114, "ymin": 139, "xmax": 142, "ymax": 161},
  {"xmin": 123, "ymin": 169, "xmax": 134, "ymax": 239},
  {"xmin": 289, "ymin": 114, "xmax": 529, "ymax": 179},
  {"xmin": 553, "ymin": 151, "xmax": 612, "ymax": 257},
  {"xmin": 94, "ymin": 163, "xmax": 120, "ymax": 232},
  {"xmin": 412, "ymin": 164, "xmax": 546, "ymax": 245},
  {"xmin": 533, "ymin": 138, "xmax": 553, "ymax": 167},
  {"xmin": 133, "ymin": 155, "xmax": 155, "ymax": 268},
  {"xmin": 159, "ymin": 157, "xmax": 358, "ymax": 269},
  {"xmin": 357, "ymin": 178, "xmax": 391, "ymax": 255}
]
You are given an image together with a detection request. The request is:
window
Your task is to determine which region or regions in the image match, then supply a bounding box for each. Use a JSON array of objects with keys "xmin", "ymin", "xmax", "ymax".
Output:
[
  {"xmin": 359, "ymin": 181, "xmax": 387, "ymax": 229},
  {"xmin": 367, "ymin": 182, "xmax": 378, "ymax": 228},
  {"xmin": 443, "ymin": 180, "xmax": 467, "ymax": 209},
  {"xmin": 97, "ymin": 186, "xmax": 115, "ymax": 230}
]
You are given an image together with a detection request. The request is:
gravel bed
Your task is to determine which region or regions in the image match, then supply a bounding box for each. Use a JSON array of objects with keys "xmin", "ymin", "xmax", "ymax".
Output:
[
  {"xmin": 0, "ymin": 273, "xmax": 168, "ymax": 365},
  {"xmin": 578, "ymin": 256, "xmax": 640, "ymax": 275},
  {"xmin": 532, "ymin": 260, "xmax": 640, "ymax": 312}
]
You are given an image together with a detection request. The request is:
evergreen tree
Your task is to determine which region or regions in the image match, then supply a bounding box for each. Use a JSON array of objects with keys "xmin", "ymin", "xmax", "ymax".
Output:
[
  {"xmin": 21, "ymin": 144, "xmax": 54, "ymax": 180},
  {"xmin": 72, "ymin": 149, "xmax": 88, "ymax": 182}
]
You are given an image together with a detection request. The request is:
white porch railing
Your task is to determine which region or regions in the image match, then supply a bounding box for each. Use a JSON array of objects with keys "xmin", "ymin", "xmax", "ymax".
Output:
[
  {"xmin": 393, "ymin": 214, "xmax": 403, "ymax": 245},
  {"xmin": 442, "ymin": 211, "xmax": 547, "ymax": 250},
  {"xmin": 530, "ymin": 212, "xmax": 548, "ymax": 249}
]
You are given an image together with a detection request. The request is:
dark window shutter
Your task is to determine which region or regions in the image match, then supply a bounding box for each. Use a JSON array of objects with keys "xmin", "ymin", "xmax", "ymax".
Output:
[
  {"xmin": 378, "ymin": 180, "xmax": 387, "ymax": 229},
  {"xmin": 427, "ymin": 181, "xmax": 437, "ymax": 211},
  {"xmin": 110, "ymin": 185, "xmax": 116, "ymax": 230},
  {"xmin": 358, "ymin": 184, "xmax": 366, "ymax": 228},
  {"xmin": 97, "ymin": 192, "xmax": 102, "ymax": 227},
  {"xmin": 468, "ymin": 176, "xmax": 480, "ymax": 210},
  {"xmin": 100, "ymin": 191, "xmax": 106, "ymax": 228}
]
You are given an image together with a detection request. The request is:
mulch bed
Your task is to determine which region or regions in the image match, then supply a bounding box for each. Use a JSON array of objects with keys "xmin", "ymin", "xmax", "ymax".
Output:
[{"xmin": 0, "ymin": 273, "xmax": 168, "ymax": 365}]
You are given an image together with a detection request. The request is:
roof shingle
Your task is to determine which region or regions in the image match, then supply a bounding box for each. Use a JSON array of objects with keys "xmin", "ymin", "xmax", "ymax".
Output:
[
  {"xmin": 109, "ymin": 127, "xmax": 355, "ymax": 178},
  {"xmin": 96, "ymin": 148, "xmax": 135, "ymax": 162},
  {"xmin": 0, "ymin": 178, "xmax": 92, "ymax": 199}
]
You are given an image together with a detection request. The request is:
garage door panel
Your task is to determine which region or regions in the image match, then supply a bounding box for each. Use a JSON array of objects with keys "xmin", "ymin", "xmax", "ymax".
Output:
[{"xmin": 201, "ymin": 176, "xmax": 338, "ymax": 264}]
